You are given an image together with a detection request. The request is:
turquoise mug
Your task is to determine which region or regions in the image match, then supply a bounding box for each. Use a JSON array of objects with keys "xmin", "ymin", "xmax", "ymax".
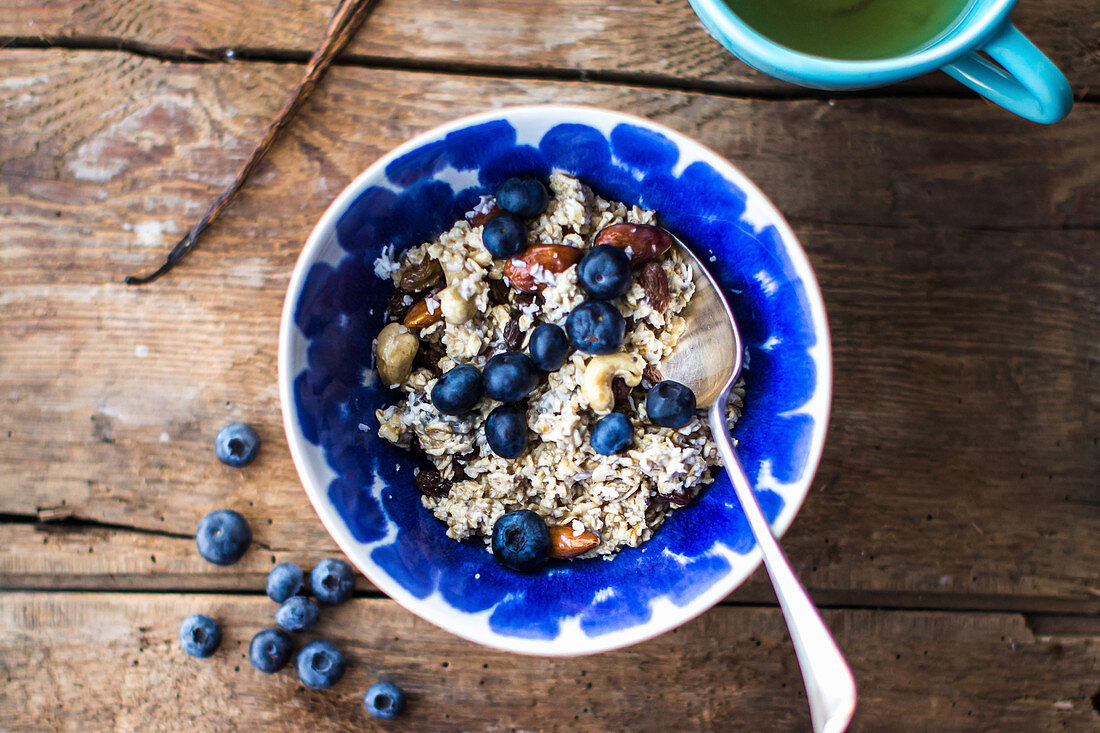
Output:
[{"xmin": 687, "ymin": 0, "xmax": 1073, "ymax": 123}]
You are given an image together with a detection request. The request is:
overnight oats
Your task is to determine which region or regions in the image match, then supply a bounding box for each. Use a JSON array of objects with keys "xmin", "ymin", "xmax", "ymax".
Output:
[{"xmin": 372, "ymin": 173, "xmax": 744, "ymax": 571}]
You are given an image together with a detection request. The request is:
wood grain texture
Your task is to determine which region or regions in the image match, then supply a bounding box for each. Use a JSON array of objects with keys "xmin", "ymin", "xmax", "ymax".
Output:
[
  {"xmin": 1, "ymin": 51, "xmax": 1097, "ymax": 606},
  {"xmin": 3, "ymin": 0, "xmax": 1099, "ymax": 96},
  {"xmin": 1, "ymin": 593, "xmax": 1097, "ymax": 731}
]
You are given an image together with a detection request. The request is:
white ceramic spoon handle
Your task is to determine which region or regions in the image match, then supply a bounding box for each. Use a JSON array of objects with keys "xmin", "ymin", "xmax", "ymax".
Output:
[{"xmin": 709, "ymin": 397, "xmax": 857, "ymax": 733}]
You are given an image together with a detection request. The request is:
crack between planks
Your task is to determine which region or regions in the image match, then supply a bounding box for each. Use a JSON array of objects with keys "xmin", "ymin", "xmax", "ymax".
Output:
[
  {"xmin": 0, "ymin": 511, "xmax": 212, "ymax": 544},
  {"xmin": 2, "ymin": 35, "xmax": 1099, "ymax": 105}
]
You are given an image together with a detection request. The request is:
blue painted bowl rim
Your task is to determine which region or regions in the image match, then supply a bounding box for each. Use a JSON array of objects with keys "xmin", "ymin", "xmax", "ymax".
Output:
[{"xmin": 278, "ymin": 104, "xmax": 833, "ymax": 655}]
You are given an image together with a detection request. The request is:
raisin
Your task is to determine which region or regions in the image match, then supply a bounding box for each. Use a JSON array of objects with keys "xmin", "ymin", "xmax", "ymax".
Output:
[
  {"xmin": 639, "ymin": 260, "xmax": 669, "ymax": 313},
  {"xmin": 385, "ymin": 288, "xmax": 413, "ymax": 323},
  {"xmin": 654, "ymin": 487, "xmax": 693, "ymax": 506},
  {"xmin": 412, "ymin": 338, "xmax": 446, "ymax": 376},
  {"xmin": 513, "ymin": 290, "xmax": 543, "ymax": 309},
  {"xmin": 398, "ymin": 259, "xmax": 444, "ymax": 293},
  {"xmin": 487, "ymin": 278, "xmax": 510, "ymax": 305},
  {"xmin": 611, "ymin": 376, "xmax": 632, "ymax": 415},
  {"xmin": 415, "ymin": 469, "xmax": 452, "ymax": 498},
  {"xmin": 503, "ymin": 311, "xmax": 523, "ymax": 350},
  {"xmin": 642, "ymin": 363, "xmax": 664, "ymax": 386}
]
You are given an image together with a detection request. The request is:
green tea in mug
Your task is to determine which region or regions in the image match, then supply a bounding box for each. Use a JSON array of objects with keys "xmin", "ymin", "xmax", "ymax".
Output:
[{"xmin": 723, "ymin": 0, "xmax": 973, "ymax": 60}]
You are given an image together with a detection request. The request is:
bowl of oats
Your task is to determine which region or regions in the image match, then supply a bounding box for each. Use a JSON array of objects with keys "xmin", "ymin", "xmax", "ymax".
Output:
[{"xmin": 279, "ymin": 105, "xmax": 831, "ymax": 655}]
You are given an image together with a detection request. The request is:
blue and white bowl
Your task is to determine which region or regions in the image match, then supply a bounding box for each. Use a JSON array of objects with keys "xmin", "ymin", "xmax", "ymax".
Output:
[{"xmin": 278, "ymin": 105, "xmax": 831, "ymax": 655}]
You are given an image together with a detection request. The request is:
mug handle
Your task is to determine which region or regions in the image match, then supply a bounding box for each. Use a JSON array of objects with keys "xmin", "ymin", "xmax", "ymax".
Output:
[{"xmin": 942, "ymin": 22, "xmax": 1072, "ymax": 124}]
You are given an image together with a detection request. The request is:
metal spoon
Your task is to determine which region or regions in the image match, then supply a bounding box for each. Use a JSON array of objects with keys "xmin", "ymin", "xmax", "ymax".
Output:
[{"xmin": 662, "ymin": 235, "xmax": 857, "ymax": 733}]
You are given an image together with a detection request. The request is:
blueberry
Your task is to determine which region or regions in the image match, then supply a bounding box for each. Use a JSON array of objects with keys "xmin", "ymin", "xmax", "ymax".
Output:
[
  {"xmin": 485, "ymin": 405, "xmax": 528, "ymax": 459},
  {"xmin": 481, "ymin": 213, "xmax": 527, "ymax": 259},
  {"xmin": 179, "ymin": 614, "xmax": 221, "ymax": 658},
  {"xmin": 565, "ymin": 301, "xmax": 626, "ymax": 355},
  {"xmin": 275, "ymin": 595, "xmax": 320, "ymax": 633},
  {"xmin": 591, "ymin": 413, "xmax": 634, "ymax": 455},
  {"xmin": 491, "ymin": 510, "xmax": 549, "ymax": 572},
  {"xmin": 646, "ymin": 380, "xmax": 697, "ymax": 429},
  {"xmin": 495, "ymin": 177, "xmax": 548, "ymax": 219},
  {"xmin": 310, "ymin": 558, "xmax": 356, "ymax": 605},
  {"xmin": 431, "ymin": 365, "xmax": 484, "ymax": 415},
  {"xmin": 297, "ymin": 640, "xmax": 346, "ymax": 690},
  {"xmin": 364, "ymin": 680, "xmax": 406, "ymax": 720},
  {"xmin": 195, "ymin": 509, "xmax": 251, "ymax": 566},
  {"xmin": 249, "ymin": 628, "xmax": 292, "ymax": 673},
  {"xmin": 214, "ymin": 422, "xmax": 260, "ymax": 467},
  {"xmin": 577, "ymin": 245, "xmax": 632, "ymax": 300},
  {"xmin": 528, "ymin": 323, "xmax": 570, "ymax": 371},
  {"xmin": 483, "ymin": 352, "xmax": 538, "ymax": 402},
  {"xmin": 266, "ymin": 563, "xmax": 305, "ymax": 603}
]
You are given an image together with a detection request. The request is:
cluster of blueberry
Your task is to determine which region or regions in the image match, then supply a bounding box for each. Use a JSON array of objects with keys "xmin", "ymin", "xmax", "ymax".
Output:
[
  {"xmin": 431, "ymin": 179, "xmax": 698, "ymax": 462},
  {"xmin": 180, "ymin": 425, "xmax": 405, "ymax": 721}
]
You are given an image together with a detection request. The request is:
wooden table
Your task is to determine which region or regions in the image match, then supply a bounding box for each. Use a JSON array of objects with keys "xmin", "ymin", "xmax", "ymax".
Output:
[{"xmin": 1, "ymin": 1, "xmax": 1098, "ymax": 730}]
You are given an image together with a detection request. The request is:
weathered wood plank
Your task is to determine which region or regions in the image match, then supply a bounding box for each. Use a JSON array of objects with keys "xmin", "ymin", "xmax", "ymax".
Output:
[
  {"xmin": 3, "ymin": 0, "xmax": 1098, "ymax": 96},
  {"xmin": 2, "ymin": 52, "xmax": 1096, "ymax": 232},
  {"xmin": 0, "ymin": 53, "xmax": 1097, "ymax": 605},
  {"xmin": 0, "ymin": 593, "xmax": 1096, "ymax": 731}
]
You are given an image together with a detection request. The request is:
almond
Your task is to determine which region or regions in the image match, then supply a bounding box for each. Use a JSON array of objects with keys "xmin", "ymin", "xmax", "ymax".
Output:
[
  {"xmin": 503, "ymin": 244, "xmax": 583, "ymax": 292},
  {"xmin": 548, "ymin": 525, "xmax": 600, "ymax": 559},
  {"xmin": 402, "ymin": 296, "xmax": 443, "ymax": 328},
  {"xmin": 594, "ymin": 223, "xmax": 673, "ymax": 266}
]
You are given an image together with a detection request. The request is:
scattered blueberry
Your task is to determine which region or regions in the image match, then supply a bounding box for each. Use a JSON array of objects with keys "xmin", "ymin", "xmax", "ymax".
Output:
[
  {"xmin": 577, "ymin": 244, "xmax": 632, "ymax": 300},
  {"xmin": 364, "ymin": 680, "xmax": 406, "ymax": 720},
  {"xmin": 491, "ymin": 510, "xmax": 550, "ymax": 572},
  {"xmin": 483, "ymin": 352, "xmax": 538, "ymax": 402},
  {"xmin": 481, "ymin": 212, "xmax": 527, "ymax": 259},
  {"xmin": 266, "ymin": 562, "xmax": 305, "ymax": 603},
  {"xmin": 591, "ymin": 413, "xmax": 634, "ymax": 455},
  {"xmin": 297, "ymin": 640, "xmax": 346, "ymax": 690},
  {"xmin": 528, "ymin": 323, "xmax": 570, "ymax": 371},
  {"xmin": 214, "ymin": 422, "xmax": 260, "ymax": 467},
  {"xmin": 310, "ymin": 558, "xmax": 356, "ymax": 605},
  {"xmin": 275, "ymin": 595, "xmax": 321, "ymax": 633},
  {"xmin": 646, "ymin": 380, "xmax": 697, "ymax": 429},
  {"xmin": 249, "ymin": 628, "xmax": 293, "ymax": 674},
  {"xmin": 195, "ymin": 509, "xmax": 251, "ymax": 566},
  {"xmin": 179, "ymin": 613, "xmax": 221, "ymax": 658},
  {"xmin": 431, "ymin": 365, "xmax": 484, "ymax": 415},
  {"xmin": 495, "ymin": 177, "xmax": 548, "ymax": 219},
  {"xmin": 566, "ymin": 300, "xmax": 626, "ymax": 354},
  {"xmin": 485, "ymin": 405, "xmax": 528, "ymax": 459}
]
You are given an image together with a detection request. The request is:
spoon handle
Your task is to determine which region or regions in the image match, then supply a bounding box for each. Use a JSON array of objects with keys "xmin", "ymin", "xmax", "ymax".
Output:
[{"xmin": 709, "ymin": 397, "xmax": 857, "ymax": 733}]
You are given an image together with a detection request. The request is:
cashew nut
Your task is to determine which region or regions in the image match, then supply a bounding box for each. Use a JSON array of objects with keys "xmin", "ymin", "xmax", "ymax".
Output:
[
  {"xmin": 439, "ymin": 284, "xmax": 477, "ymax": 325},
  {"xmin": 582, "ymin": 353, "xmax": 645, "ymax": 414},
  {"xmin": 375, "ymin": 322, "xmax": 419, "ymax": 386}
]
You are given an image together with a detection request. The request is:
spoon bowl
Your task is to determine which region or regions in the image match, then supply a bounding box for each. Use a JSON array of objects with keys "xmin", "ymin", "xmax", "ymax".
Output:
[{"xmin": 662, "ymin": 234, "xmax": 857, "ymax": 733}]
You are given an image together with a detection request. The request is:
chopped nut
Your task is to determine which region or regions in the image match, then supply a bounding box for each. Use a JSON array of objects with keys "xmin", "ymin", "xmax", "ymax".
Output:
[
  {"xmin": 466, "ymin": 200, "xmax": 501, "ymax": 228},
  {"xmin": 639, "ymin": 260, "xmax": 670, "ymax": 312},
  {"xmin": 403, "ymin": 297, "xmax": 444, "ymax": 328},
  {"xmin": 375, "ymin": 323, "xmax": 419, "ymax": 386},
  {"xmin": 439, "ymin": 285, "xmax": 477, "ymax": 324},
  {"xmin": 548, "ymin": 525, "xmax": 600, "ymax": 559},
  {"xmin": 583, "ymin": 353, "xmax": 645, "ymax": 414}
]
